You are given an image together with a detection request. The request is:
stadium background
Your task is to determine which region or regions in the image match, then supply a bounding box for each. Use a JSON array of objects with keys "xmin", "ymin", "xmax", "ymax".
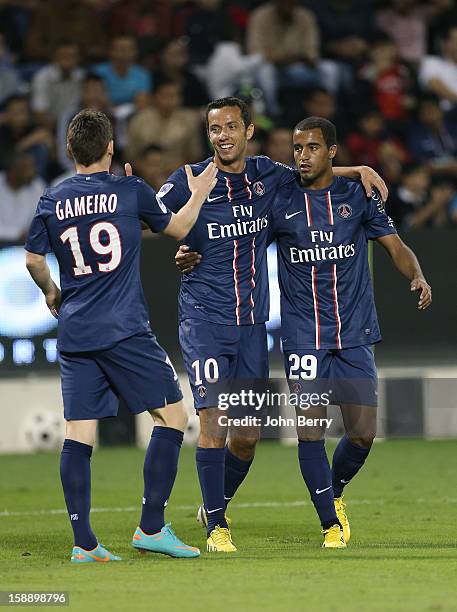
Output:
[{"xmin": 1, "ymin": 0, "xmax": 456, "ymax": 449}]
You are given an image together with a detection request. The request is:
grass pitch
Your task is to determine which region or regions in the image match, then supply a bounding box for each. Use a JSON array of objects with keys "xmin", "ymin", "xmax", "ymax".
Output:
[{"xmin": 1, "ymin": 440, "xmax": 456, "ymax": 611}]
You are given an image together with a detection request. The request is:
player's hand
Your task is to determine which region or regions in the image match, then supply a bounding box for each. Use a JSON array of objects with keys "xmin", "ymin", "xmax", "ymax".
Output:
[
  {"xmin": 185, "ymin": 162, "xmax": 218, "ymax": 199},
  {"xmin": 359, "ymin": 166, "xmax": 389, "ymax": 201},
  {"xmin": 124, "ymin": 162, "xmax": 133, "ymax": 176},
  {"xmin": 45, "ymin": 285, "xmax": 61, "ymax": 318},
  {"xmin": 411, "ymin": 277, "xmax": 432, "ymax": 310},
  {"xmin": 175, "ymin": 244, "xmax": 202, "ymax": 273}
]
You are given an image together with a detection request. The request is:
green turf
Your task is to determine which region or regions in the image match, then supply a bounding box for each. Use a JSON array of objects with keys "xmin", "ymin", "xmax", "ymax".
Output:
[{"xmin": 1, "ymin": 440, "xmax": 456, "ymax": 611}]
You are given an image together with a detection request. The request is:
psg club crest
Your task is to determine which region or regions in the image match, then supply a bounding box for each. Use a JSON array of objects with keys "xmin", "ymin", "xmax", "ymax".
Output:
[
  {"xmin": 291, "ymin": 382, "xmax": 302, "ymax": 393},
  {"xmin": 337, "ymin": 203, "xmax": 352, "ymax": 219},
  {"xmin": 253, "ymin": 181, "xmax": 265, "ymax": 196},
  {"xmin": 198, "ymin": 385, "xmax": 207, "ymax": 398}
]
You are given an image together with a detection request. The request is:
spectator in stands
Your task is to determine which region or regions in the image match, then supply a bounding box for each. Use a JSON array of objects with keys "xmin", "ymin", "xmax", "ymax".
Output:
[
  {"xmin": 375, "ymin": 0, "xmax": 428, "ymax": 66},
  {"xmin": 0, "ymin": 152, "xmax": 45, "ymax": 241},
  {"xmin": 264, "ymin": 127, "xmax": 293, "ymax": 166},
  {"xmin": 420, "ymin": 25, "xmax": 457, "ymax": 110},
  {"xmin": 0, "ymin": 95, "xmax": 53, "ymax": 179},
  {"xmin": 427, "ymin": 0, "xmax": 457, "ymax": 56},
  {"xmin": 205, "ymin": 20, "xmax": 263, "ymax": 101},
  {"xmin": 176, "ymin": 0, "xmax": 231, "ymax": 66},
  {"xmin": 0, "ymin": 34, "xmax": 22, "ymax": 106},
  {"xmin": 408, "ymin": 95, "xmax": 457, "ymax": 175},
  {"xmin": 355, "ymin": 32, "xmax": 416, "ymax": 123},
  {"xmin": 126, "ymin": 77, "xmax": 203, "ymax": 172},
  {"xmin": 134, "ymin": 144, "xmax": 168, "ymax": 192},
  {"xmin": 385, "ymin": 164, "xmax": 430, "ymax": 227},
  {"xmin": 386, "ymin": 163, "xmax": 454, "ymax": 228},
  {"xmin": 30, "ymin": 41, "xmax": 84, "ymax": 127},
  {"xmin": 56, "ymin": 74, "xmax": 113, "ymax": 171},
  {"xmin": 25, "ymin": 0, "xmax": 106, "ymax": 61},
  {"xmin": 246, "ymin": 0, "xmax": 321, "ymax": 116},
  {"xmin": 93, "ymin": 36, "xmax": 151, "ymax": 107},
  {"xmin": 346, "ymin": 108, "xmax": 409, "ymax": 184},
  {"xmin": 306, "ymin": 0, "xmax": 372, "ymax": 67},
  {"xmin": 153, "ymin": 38, "xmax": 208, "ymax": 109}
]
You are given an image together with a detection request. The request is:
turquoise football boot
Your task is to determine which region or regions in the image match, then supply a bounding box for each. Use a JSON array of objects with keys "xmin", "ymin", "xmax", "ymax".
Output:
[
  {"xmin": 132, "ymin": 523, "xmax": 200, "ymax": 558},
  {"xmin": 71, "ymin": 543, "xmax": 122, "ymax": 563}
]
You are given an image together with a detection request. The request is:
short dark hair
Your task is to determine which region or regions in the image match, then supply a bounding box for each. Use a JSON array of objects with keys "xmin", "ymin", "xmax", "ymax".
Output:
[
  {"xmin": 294, "ymin": 116, "xmax": 337, "ymax": 148},
  {"xmin": 205, "ymin": 97, "xmax": 251, "ymax": 131},
  {"xmin": 67, "ymin": 109, "xmax": 113, "ymax": 166}
]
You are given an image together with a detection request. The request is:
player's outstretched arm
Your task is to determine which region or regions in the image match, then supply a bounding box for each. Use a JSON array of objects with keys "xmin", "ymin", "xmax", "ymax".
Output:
[
  {"xmin": 162, "ymin": 163, "xmax": 218, "ymax": 240},
  {"xmin": 334, "ymin": 165, "xmax": 388, "ymax": 201},
  {"xmin": 375, "ymin": 234, "xmax": 432, "ymax": 310},
  {"xmin": 175, "ymin": 245, "xmax": 202, "ymax": 273},
  {"xmin": 25, "ymin": 251, "xmax": 61, "ymax": 318}
]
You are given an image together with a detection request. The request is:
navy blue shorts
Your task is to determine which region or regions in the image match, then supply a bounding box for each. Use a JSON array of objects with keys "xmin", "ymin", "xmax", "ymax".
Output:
[
  {"xmin": 179, "ymin": 319, "xmax": 269, "ymax": 409},
  {"xmin": 59, "ymin": 331, "xmax": 183, "ymax": 421},
  {"xmin": 283, "ymin": 346, "xmax": 378, "ymax": 407}
]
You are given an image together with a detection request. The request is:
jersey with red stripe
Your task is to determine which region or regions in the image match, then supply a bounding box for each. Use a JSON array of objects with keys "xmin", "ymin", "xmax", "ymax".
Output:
[
  {"xmin": 157, "ymin": 156, "xmax": 295, "ymax": 325},
  {"xmin": 269, "ymin": 175, "xmax": 396, "ymax": 350}
]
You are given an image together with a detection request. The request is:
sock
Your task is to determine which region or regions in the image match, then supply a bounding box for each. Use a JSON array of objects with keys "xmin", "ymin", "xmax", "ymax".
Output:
[
  {"xmin": 224, "ymin": 446, "xmax": 253, "ymax": 508},
  {"xmin": 140, "ymin": 426, "xmax": 183, "ymax": 535},
  {"xmin": 196, "ymin": 447, "xmax": 227, "ymax": 534},
  {"xmin": 298, "ymin": 440, "xmax": 339, "ymax": 528},
  {"xmin": 60, "ymin": 439, "xmax": 97, "ymax": 550},
  {"xmin": 332, "ymin": 434, "xmax": 371, "ymax": 498}
]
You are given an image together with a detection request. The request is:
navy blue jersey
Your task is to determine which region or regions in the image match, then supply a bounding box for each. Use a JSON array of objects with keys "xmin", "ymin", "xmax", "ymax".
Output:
[
  {"xmin": 269, "ymin": 176, "xmax": 396, "ymax": 350},
  {"xmin": 25, "ymin": 171, "xmax": 172, "ymax": 352},
  {"xmin": 157, "ymin": 156, "xmax": 295, "ymax": 325}
]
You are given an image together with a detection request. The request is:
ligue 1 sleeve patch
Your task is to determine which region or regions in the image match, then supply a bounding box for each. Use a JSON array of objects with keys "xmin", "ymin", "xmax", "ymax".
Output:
[
  {"xmin": 158, "ymin": 183, "xmax": 174, "ymax": 198},
  {"xmin": 156, "ymin": 183, "xmax": 174, "ymax": 213}
]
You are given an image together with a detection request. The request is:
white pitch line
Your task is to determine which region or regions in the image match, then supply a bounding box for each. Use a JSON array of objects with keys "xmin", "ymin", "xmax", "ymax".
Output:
[{"xmin": 2, "ymin": 497, "xmax": 457, "ymax": 518}]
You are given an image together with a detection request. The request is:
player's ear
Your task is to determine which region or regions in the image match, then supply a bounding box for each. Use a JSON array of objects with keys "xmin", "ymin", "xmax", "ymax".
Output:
[
  {"xmin": 329, "ymin": 144, "xmax": 337, "ymax": 160},
  {"xmin": 66, "ymin": 142, "xmax": 73, "ymax": 161},
  {"xmin": 107, "ymin": 140, "xmax": 114, "ymax": 157},
  {"xmin": 246, "ymin": 123, "xmax": 255, "ymax": 141}
]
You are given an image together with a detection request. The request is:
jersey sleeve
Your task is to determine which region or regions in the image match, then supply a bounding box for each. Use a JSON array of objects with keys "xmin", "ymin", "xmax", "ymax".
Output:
[
  {"xmin": 24, "ymin": 197, "xmax": 52, "ymax": 255},
  {"xmin": 156, "ymin": 167, "xmax": 191, "ymax": 214},
  {"xmin": 274, "ymin": 160, "xmax": 296, "ymax": 188},
  {"xmin": 363, "ymin": 190, "xmax": 397, "ymax": 240},
  {"xmin": 136, "ymin": 178, "xmax": 173, "ymax": 233}
]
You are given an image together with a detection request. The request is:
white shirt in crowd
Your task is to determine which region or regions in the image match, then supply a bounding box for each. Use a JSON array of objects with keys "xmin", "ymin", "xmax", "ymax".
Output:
[
  {"xmin": 0, "ymin": 173, "xmax": 45, "ymax": 241},
  {"xmin": 31, "ymin": 64, "xmax": 84, "ymax": 121},
  {"xmin": 420, "ymin": 56, "xmax": 457, "ymax": 109}
]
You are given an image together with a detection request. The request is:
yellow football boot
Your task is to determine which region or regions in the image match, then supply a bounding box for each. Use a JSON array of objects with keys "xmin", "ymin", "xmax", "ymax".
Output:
[
  {"xmin": 322, "ymin": 524, "xmax": 346, "ymax": 548},
  {"xmin": 207, "ymin": 526, "xmax": 237, "ymax": 552},
  {"xmin": 334, "ymin": 496, "xmax": 350, "ymax": 543}
]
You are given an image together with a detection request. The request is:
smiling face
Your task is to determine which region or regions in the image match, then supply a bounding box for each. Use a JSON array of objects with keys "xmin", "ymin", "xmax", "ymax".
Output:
[
  {"xmin": 207, "ymin": 105, "xmax": 254, "ymax": 170},
  {"xmin": 293, "ymin": 128, "xmax": 336, "ymax": 187}
]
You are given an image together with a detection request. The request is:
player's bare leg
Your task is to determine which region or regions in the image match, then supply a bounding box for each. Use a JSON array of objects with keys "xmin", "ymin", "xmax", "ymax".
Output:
[
  {"xmin": 331, "ymin": 403, "xmax": 377, "ymax": 542},
  {"xmin": 61, "ymin": 419, "xmax": 121, "ymax": 562},
  {"xmin": 132, "ymin": 399, "xmax": 200, "ymax": 558},
  {"xmin": 295, "ymin": 406, "xmax": 346, "ymax": 548}
]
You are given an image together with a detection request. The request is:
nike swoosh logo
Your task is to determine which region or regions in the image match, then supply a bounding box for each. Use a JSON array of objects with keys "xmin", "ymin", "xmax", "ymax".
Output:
[
  {"xmin": 207, "ymin": 195, "xmax": 223, "ymax": 202},
  {"xmin": 285, "ymin": 211, "xmax": 303, "ymax": 220},
  {"xmin": 340, "ymin": 479, "xmax": 350, "ymax": 484},
  {"xmin": 206, "ymin": 507, "xmax": 223, "ymax": 514},
  {"xmin": 315, "ymin": 486, "xmax": 332, "ymax": 495}
]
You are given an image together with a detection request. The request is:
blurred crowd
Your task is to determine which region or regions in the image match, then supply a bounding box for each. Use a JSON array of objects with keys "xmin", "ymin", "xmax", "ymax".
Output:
[{"xmin": 1, "ymin": 0, "xmax": 457, "ymax": 241}]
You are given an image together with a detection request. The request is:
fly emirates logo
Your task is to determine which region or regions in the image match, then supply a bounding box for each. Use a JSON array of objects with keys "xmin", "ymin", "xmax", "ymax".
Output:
[
  {"xmin": 289, "ymin": 230, "xmax": 355, "ymax": 263},
  {"xmin": 207, "ymin": 204, "xmax": 268, "ymax": 240}
]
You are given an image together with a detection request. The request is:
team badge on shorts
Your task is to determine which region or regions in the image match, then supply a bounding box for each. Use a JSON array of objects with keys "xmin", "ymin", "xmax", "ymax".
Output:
[
  {"xmin": 197, "ymin": 385, "xmax": 207, "ymax": 398},
  {"xmin": 338, "ymin": 203, "xmax": 352, "ymax": 219},
  {"xmin": 253, "ymin": 181, "xmax": 265, "ymax": 196},
  {"xmin": 291, "ymin": 382, "xmax": 302, "ymax": 393}
]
